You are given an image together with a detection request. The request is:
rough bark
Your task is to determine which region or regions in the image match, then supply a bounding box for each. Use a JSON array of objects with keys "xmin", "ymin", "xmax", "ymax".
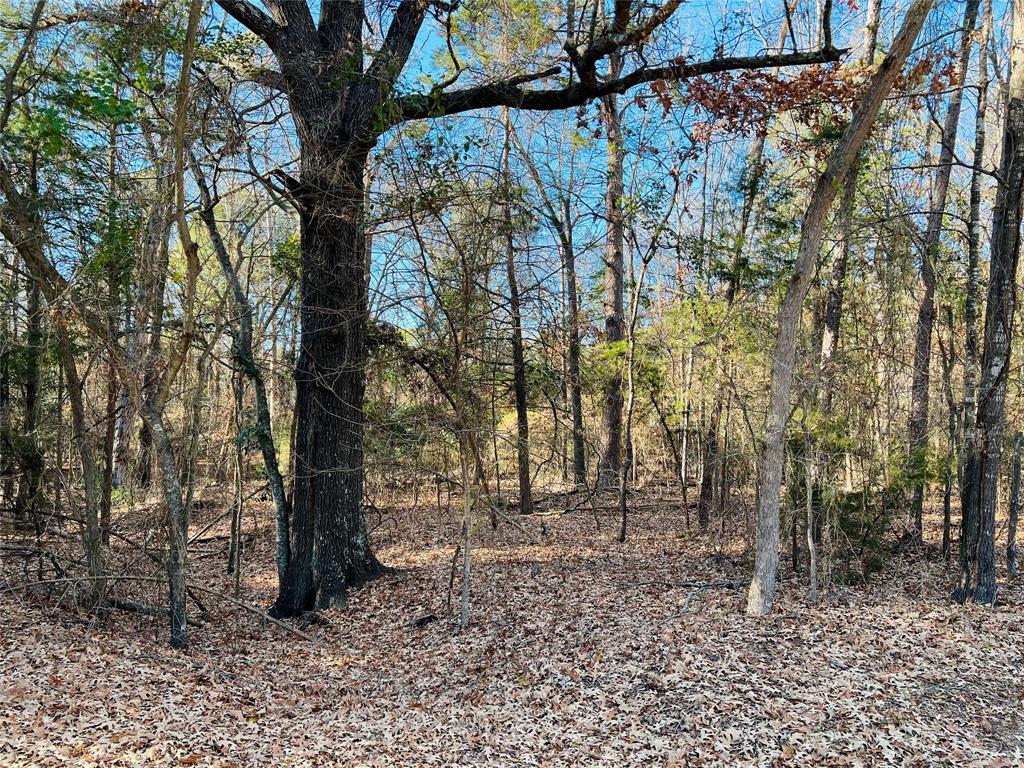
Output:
[
  {"xmin": 961, "ymin": 0, "xmax": 992, "ymax": 514},
  {"xmin": 956, "ymin": 0, "xmax": 1024, "ymax": 606},
  {"xmin": 1007, "ymin": 432, "xmax": 1021, "ymax": 578},
  {"xmin": 746, "ymin": 0, "xmax": 932, "ymax": 616},
  {"xmin": 273, "ymin": 150, "xmax": 384, "ymax": 615}
]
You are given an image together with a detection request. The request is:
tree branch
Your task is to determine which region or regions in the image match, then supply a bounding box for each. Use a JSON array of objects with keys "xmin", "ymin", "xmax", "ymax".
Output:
[
  {"xmin": 397, "ymin": 46, "xmax": 845, "ymax": 124},
  {"xmin": 318, "ymin": 0, "xmax": 363, "ymax": 53},
  {"xmin": 0, "ymin": 6, "xmax": 109, "ymax": 30},
  {"xmin": 216, "ymin": 0, "xmax": 281, "ymax": 47},
  {"xmin": 364, "ymin": 0, "xmax": 430, "ymax": 96}
]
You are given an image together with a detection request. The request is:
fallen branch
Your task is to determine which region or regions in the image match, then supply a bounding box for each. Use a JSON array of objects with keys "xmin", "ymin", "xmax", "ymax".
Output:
[
  {"xmin": 185, "ymin": 582, "xmax": 314, "ymax": 642},
  {"xmin": 624, "ymin": 579, "xmax": 747, "ymax": 590},
  {"xmin": 0, "ymin": 545, "xmax": 68, "ymax": 578},
  {"xmin": 2, "ymin": 575, "xmax": 312, "ymax": 642},
  {"xmin": 105, "ymin": 597, "xmax": 207, "ymax": 625}
]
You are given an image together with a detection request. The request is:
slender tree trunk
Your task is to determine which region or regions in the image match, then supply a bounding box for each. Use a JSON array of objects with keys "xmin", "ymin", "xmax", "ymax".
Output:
[
  {"xmin": 805, "ymin": 439, "xmax": 818, "ymax": 605},
  {"xmin": 53, "ymin": 329, "xmax": 105, "ymax": 599},
  {"xmin": 138, "ymin": 399, "xmax": 189, "ymax": 647},
  {"xmin": 134, "ymin": 229, "xmax": 171, "ymax": 490},
  {"xmin": 101, "ymin": 360, "xmax": 117, "ymax": 544},
  {"xmin": 937, "ymin": 305, "xmax": 959, "ymax": 560},
  {"xmin": 962, "ymin": 0, "xmax": 992, "ymax": 515},
  {"xmin": 101, "ymin": 126, "xmax": 118, "ymax": 544},
  {"xmin": 598, "ymin": 56, "xmax": 626, "ymax": 489},
  {"xmin": 501, "ymin": 113, "xmax": 532, "ymax": 516},
  {"xmin": 0, "ymin": 270, "xmax": 12, "ymax": 515},
  {"xmin": 228, "ymin": 369, "xmax": 245, "ymax": 577},
  {"xmin": 818, "ymin": 0, "xmax": 882, "ymax": 398},
  {"xmin": 563, "ymin": 203, "xmax": 587, "ymax": 487},
  {"xmin": 458, "ymin": 441, "xmax": 474, "ymax": 629},
  {"xmin": 747, "ymin": 0, "xmax": 932, "ymax": 615},
  {"xmin": 110, "ymin": 313, "xmax": 135, "ymax": 489},
  {"xmin": 679, "ymin": 348, "xmax": 693, "ymax": 511},
  {"xmin": 193, "ymin": 158, "xmax": 292, "ymax": 588},
  {"xmin": 697, "ymin": 401, "xmax": 720, "ymax": 529},
  {"xmin": 507, "ymin": 130, "xmax": 586, "ymax": 488},
  {"xmin": 651, "ymin": 390, "xmax": 682, "ymax": 483},
  {"xmin": 907, "ymin": 0, "xmax": 980, "ymax": 538},
  {"xmin": 957, "ymin": 1, "xmax": 1024, "ymax": 605},
  {"xmin": 15, "ymin": 278, "xmax": 43, "ymax": 528}
]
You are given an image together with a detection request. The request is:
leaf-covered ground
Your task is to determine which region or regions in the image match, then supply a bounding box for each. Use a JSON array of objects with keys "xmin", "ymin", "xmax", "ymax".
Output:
[{"xmin": 2, "ymin": 493, "xmax": 1022, "ymax": 767}]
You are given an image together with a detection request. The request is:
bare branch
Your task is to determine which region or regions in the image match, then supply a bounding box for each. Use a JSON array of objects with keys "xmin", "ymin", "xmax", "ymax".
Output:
[
  {"xmin": 364, "ymin": 0, "xmax": 430, "ymax": 96},
  {"xmin": 0, "ymin": 0, "xmax": 44, "ymax": 134},
  {"xmin": 216, "ymin": 0, "xmax": 281, "ymax": 47},
  {"xmin": 397, "ymin": 46, "xmax": 845, "ymax": 124}
]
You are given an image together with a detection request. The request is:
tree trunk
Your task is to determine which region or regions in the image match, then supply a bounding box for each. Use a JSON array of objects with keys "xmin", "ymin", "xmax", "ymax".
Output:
[
  {"xmin": 697, "ymin": 401, "xmax": 720, "ymax": 529},
  {"xmin": 597, "ymin": 62, "xmax": 625, "ymax": 489},
  {"xmin": 962, "ymin": 0, "xmax": 992, "ymax": 512},
  {"xmin": 679, "ymin": 348, "xmax": 693, "ymax": 512},
  {"xmin": 194, "ymin": 157, "xmax": 292, "ymax": 589},
  {"xmin": 957, "ymin": 2, "xmax": 1024, "ymax": 605},
  {"xmin": 14, "ymin": 278, "xmax": 44, "ymax": 528},
  {"xmin": 563, "ymin": 202, "xmax": 587, "ymax": 487},
  {"xmin": 272, "ymin": 146, "xmax": 383, "ymax": 616},
  {"xmin": 138, "ymin": 398, "xmax": 189, "ymax": 647},
  {"xmin": 805, "ymin": 440, "xmax": 818, "ymax": 606},
  {"xmin": 746, "ymin": 0, "xmax": 932, "ymax": 615},
  {"xmin": 501, "ymin": 114, "xmax": 532, "ymax": 516},
  {"xmin": 906, "ymin": 0, "xmax": 979, "ymax": 539},
  {"xmin": 53, "ymin": 330, "xmax": 105, "ymax": 598}
]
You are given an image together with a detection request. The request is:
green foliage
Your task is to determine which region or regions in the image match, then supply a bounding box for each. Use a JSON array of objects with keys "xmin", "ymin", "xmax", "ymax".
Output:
[
  {"xmin": 832, "ymin": 485, "xmax": 902, "ymax": 583},
  {"xmin": 61, "ymin": 65, "xmax": 138, "ymax": 123},
  {"xmin": 83, "ymin": 198, "xmax": 142, "ymax": 291},
  {"xmin": 271, "ymin": 233, "xmax": 301, "ymax": 284},
  {"xmin": 8, "ymin": 106, "xmax": 69, "ymax": 158},
  {"xmin": 198, "ymin": 31, "xmax": 262, "ymax": 67}
]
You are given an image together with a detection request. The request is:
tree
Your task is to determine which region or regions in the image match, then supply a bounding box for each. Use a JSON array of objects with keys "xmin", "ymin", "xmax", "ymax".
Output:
[
  {"xmin": 500, "ymin": 111, "xmax": 533, "ymax": 516},
  {"xmin": 746, "ymin": 0, "xmax": 933, "ymax": 616},
  {"xmin": 905, "ymin": 0, "xmax": 979, "ymax": 541},
  {"xmin": 212, "ymin": 0, "xmax": 841, "ymax": 616},
  {"xmin": 597, "ymin": 51, "xmax": 626, "ymax": 490},
  {"xmin": 955, "ymin": 0, "xmax": 1024, "ymax": 606}
]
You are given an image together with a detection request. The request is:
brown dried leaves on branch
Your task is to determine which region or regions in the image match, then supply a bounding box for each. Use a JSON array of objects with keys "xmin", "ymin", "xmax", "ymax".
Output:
[{"xmin": 677, "ymin": 49, "xmax": 958, "ymax": 147}]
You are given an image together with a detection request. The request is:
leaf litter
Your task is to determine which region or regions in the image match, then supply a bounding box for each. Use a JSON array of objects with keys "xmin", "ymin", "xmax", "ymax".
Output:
[{"xmin": 1, "ymin": 494, "xmax": 1022, "ymax": 767}]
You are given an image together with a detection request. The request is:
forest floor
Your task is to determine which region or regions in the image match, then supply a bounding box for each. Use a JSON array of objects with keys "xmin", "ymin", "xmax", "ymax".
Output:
[{"xmin": 1, "ymin": 487, "xmax": 1023, "ymax": 767}]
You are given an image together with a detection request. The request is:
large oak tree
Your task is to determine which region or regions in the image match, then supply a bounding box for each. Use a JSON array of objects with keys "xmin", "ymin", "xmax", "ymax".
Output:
[{"xmin": 213, "ymin": 0, "xmax": 840, "ymax": 617}]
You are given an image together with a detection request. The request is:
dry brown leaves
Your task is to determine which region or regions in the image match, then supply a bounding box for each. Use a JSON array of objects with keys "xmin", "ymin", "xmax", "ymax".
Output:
[{"xmin": 1, "ymin": 495, "xmax": 1022, "ymax": 767}]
